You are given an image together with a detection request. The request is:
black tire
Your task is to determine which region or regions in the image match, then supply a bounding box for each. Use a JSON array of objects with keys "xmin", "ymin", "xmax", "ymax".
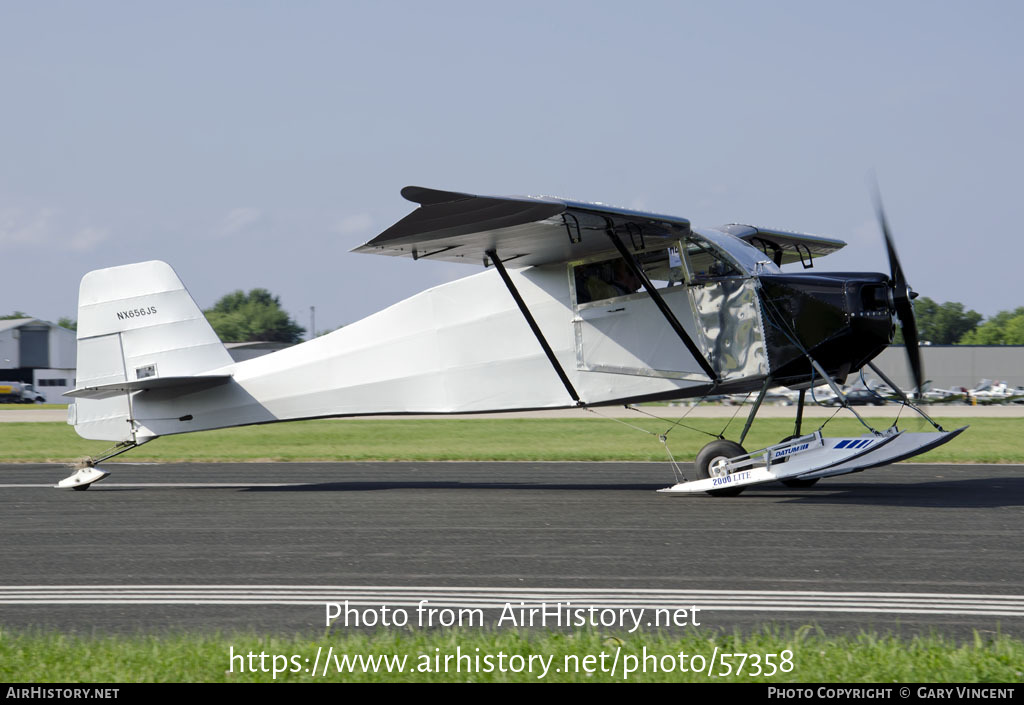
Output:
[
  {"xmin": 71, "ymin": 483, "xmax": 91, "ymax": 491},
  {"xmin": 695, "ymin": 439, "xmax": 747, "ymax": 497},
  {"xmin": 775, "ymin": 434, "xmax": 820, "ymax": 488}
]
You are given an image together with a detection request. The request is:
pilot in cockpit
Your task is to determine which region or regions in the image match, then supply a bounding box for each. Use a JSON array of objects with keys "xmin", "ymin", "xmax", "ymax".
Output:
[{"xmin": 579, "ymin": 259, "xmax": 641, "ymax": 303}]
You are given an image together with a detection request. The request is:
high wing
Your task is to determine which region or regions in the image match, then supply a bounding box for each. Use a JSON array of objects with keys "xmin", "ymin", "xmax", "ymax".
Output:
[
  {"xmin": 718, "ymin": 224, "xmax": 846, "ymax": 266},
  {"xmin": 352, "ymin": 186, "xmax": 691, "ymax": 267},
  {"xmin": 354, "ymin": 186, "xmax": 846, "ymax": 269}
]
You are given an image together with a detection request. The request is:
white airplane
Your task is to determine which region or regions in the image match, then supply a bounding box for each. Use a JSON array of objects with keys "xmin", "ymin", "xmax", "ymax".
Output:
[
  {"xmin": 59, "ymin": 186, "xmax": 964, "ymax": 495},
  {"xmin": 966, "ymin": 380, "xmax": 1024, "ymax": 405}
]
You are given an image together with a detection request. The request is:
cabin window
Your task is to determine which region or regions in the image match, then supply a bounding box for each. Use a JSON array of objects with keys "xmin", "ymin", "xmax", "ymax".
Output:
[
  {"xmin": 641, "ymin": 246, "xmax": 686, "ymax": 288},
  {"xmin": 573, "ymin": 246, "xmax": 685, "ymax": 305}
]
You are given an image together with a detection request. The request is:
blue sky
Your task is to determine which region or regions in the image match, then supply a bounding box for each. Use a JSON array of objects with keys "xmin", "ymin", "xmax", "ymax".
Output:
[{"xmin": 2, "ymin": 1, "xmax": 1021, "ymax": 332}]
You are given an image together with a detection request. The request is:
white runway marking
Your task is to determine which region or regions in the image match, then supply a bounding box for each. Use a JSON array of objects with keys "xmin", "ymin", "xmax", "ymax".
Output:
[
  {"xmin": 2, "ymin": 586, "xmax": 1024, "ymax": 617},
  {"xmin": 2, "ymin": 483, "xmax": 300, "ymax": 488}
]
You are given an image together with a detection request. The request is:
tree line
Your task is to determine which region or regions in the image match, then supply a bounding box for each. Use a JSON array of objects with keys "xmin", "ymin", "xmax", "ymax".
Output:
[
  {"xmin": 4, "ymin": 290, "xmax": 307, "ymax": 344},
  {"xmin": 897, "ymin": 298, "xmax": 1024, "ymax": 345}
]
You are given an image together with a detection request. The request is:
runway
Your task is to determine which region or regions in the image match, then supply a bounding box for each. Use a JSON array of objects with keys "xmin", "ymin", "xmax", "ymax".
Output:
[{"xmin": 2, "ymin": 461, "xmax": 1021, "ymax": 638}]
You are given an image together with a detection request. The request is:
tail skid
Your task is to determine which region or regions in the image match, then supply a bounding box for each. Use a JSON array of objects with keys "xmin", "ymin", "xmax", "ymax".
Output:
[{"xmin": 55, "ymin": 467, "xmax": 111, "ymax": 491}]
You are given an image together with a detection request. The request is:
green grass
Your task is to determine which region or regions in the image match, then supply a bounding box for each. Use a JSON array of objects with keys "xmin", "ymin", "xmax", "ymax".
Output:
[
  {"xmin": 0, "ymin": 416, "xmax": 1018, "ymax": 464},
  {"xmin": 2, "ymin": 627, "xmax": 1022, "ymax": 682}
]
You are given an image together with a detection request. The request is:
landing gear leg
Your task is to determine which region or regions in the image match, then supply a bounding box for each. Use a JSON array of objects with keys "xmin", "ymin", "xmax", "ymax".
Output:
[{"xmin": 780, "ymin": 389, "xmax": 819, "ymax": 488}]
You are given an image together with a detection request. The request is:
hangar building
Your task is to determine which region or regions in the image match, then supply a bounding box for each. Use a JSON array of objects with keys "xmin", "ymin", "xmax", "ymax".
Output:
[
  {"xmin": 870, "ymin": 345, "xmax": 1024, "ymax": 392},
  {"xmin": 0, "ymin": 318, "xmax": 77, "ymax": 403}
]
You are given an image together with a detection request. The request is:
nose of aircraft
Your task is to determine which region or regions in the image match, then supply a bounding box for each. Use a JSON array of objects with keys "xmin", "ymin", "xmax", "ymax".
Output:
[{"xmin": 757, "ymin": 272, "xmax": 895, "ymax": 388}]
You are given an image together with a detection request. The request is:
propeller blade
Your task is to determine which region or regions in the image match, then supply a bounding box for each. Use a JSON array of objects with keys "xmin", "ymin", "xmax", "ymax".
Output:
[
  {"xmin": 871, "ymin": 180, "xmax": 924, "ymax": 397},
  {"xmin": 872, "ymin": 179, "xmax": 904, "ymax": 286},
  {"xmin": 896, "ymin": 294, "xmax": 924, "ymax": 396}
]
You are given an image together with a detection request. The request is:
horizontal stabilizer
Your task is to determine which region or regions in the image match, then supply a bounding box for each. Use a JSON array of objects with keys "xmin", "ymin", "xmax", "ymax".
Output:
[{"xmin": 66, "ymin": 374, "xmax": 233, "ymax": 400}]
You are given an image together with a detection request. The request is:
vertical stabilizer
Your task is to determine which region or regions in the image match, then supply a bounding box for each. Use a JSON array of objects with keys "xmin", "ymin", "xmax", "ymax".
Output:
[{"xmin": 69, "ymin": 260, "xmax": 233, "ymax": 441}]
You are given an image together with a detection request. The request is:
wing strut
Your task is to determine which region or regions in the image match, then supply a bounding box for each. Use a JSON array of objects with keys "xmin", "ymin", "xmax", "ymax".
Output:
[
  {"xmin": 486, "ymin": 249, "xmax": 582, "ymax": 405},
  {"xmin": 605, "ymin": 230, "xmax": 720, "ymax": 383},
  {"xmin": 738, "ymin": 376, "xmax": 773, "ymax": 446}
]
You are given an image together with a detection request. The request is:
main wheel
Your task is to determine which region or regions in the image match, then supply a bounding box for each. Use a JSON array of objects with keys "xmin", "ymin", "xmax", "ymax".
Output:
[
  {"xmin": 774, "ymin": 435, "xmax": 820, "ymax": 488},
  {"xmin": 695, "ymin": 440, "xmax": 747, "ymax": 497}
]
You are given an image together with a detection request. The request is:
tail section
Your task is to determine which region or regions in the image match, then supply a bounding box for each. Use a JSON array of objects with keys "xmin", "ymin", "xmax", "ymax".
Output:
[{"xmin": 67, "ymin": 261, "xmax": 233, "ymax": 441}]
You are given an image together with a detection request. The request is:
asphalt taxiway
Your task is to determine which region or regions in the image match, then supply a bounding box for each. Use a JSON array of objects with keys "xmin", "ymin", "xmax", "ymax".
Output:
[{"xmin": 2, "ymin": 462, "xmax": 1021, "ymax": 637}]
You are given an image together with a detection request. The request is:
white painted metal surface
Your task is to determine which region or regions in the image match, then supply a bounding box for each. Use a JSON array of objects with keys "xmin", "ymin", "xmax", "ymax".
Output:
[
  {"xmin": 54, "ymin": 467, "xmax": 110, "ymax": 490},
  {"xmin": 70, "ymin": 261, "xmax": 765, "ymax": 442}
]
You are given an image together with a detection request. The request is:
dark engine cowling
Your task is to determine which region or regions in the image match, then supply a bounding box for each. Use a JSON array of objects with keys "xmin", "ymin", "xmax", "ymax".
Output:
[{"xmin": 757, "ymin": 272, "xmax": 895, "ymax": 388}]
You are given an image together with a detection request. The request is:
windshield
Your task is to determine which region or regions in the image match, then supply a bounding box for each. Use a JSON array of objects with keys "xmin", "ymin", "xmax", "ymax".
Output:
[
  {"xmin": 682, "ymin": 235, "xmax": 742, "ymax": 279},
  {"xmin": 691, "ymin": 227, "xmax": 780, "ymax": 275}
]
